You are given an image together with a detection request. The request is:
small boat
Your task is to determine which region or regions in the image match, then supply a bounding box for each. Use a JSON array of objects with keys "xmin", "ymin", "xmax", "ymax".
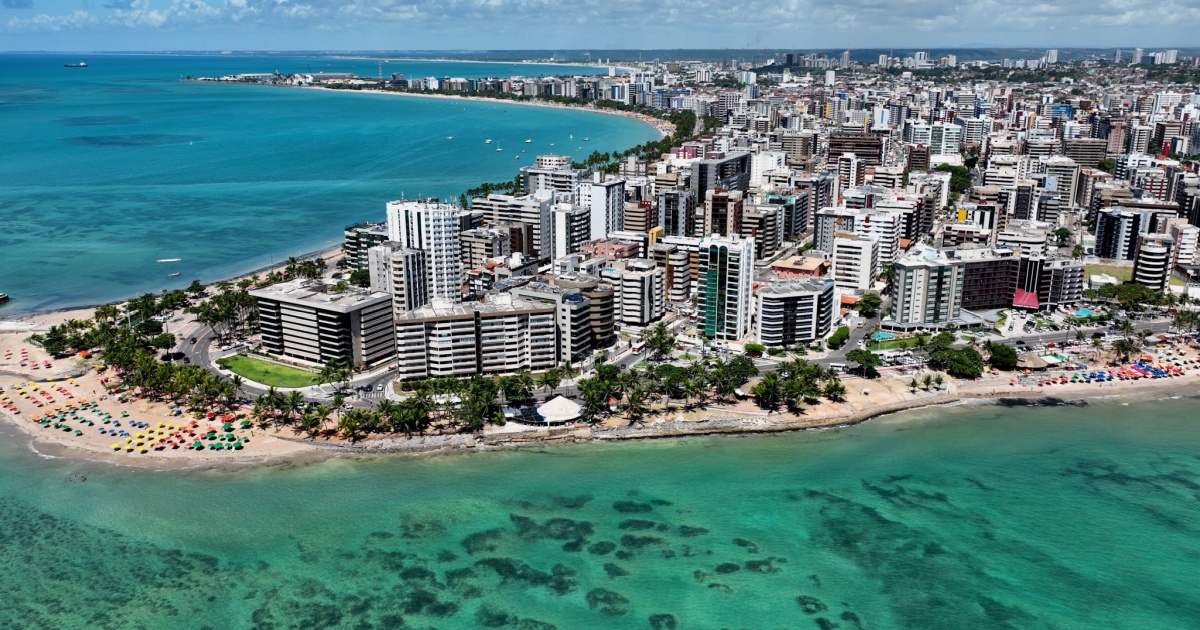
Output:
[
  {"xmin": 484, "ymin": 139, "xmax": 492, "ymax": 144},
  {"xmin": 582, "ymin": 137, "xmax": 589, "ymax": 141},
  {"xmin": 496, "ymin": 146, "xmax": 502, "ymax": 152},
  {"xmin": 569, "ymin": 134, "xmax": 573, "ymax": 139},
  {"xmin": 550, "ymin": 143, "xmax": 555, "ymax": 146},
  {"xmin": 166, "ymin": 272, "xmax": 181, "ymax": 277},
  {"xmin": 0, "ymin": 293, "xmax": 9, "ymax": 303},
  {"xmin": 525, "ymin": 138, "xmax": 531, "ymax": 143},
  {"xmin": 156, "ymin": 258, "xmax": 181, "ymax": 263},
  {"xmin": 64, "ymin": 62, "xmax": 88, "ymax": 68},
  {"xmin": 446, "ymin": 136, "xmax": 453, "ymax": 140}
]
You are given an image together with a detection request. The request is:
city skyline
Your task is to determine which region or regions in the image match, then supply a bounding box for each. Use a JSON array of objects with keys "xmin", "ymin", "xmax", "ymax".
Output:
[{"xmin": 4, "ymin": 0, "xmax": 1200, "ymax": 51}]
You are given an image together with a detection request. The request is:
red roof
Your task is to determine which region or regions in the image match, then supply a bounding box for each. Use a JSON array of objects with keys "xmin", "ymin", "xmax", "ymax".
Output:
[{"xmin": 1012, "ymin": 289, "xmax": 1040, "ymax": 309}]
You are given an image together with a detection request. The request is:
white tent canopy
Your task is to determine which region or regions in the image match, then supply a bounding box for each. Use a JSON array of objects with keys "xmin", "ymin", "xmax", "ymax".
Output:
[{"xmin": 537, "ymin": 396, "xmax": 582, "ymax": 424}]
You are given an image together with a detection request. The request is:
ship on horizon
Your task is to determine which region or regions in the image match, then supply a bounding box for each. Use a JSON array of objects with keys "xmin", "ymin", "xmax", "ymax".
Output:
[{"xmin": 63, "ymin": 62, "xmax": 88, "ymax": 68}]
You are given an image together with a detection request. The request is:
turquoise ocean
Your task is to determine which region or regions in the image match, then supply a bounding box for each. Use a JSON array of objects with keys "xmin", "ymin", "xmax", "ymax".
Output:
[
  {"xmin": 4, "ymin": 396, "xmax": 1200, "ymax": 629},
  {"xmin": 0, "ymin": 54, "xmax": 655, "ymax": 315}
]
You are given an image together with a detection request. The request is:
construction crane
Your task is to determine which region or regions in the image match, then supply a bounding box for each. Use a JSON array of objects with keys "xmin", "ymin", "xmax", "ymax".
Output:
[{"xmin": 377, "ymin": 59, "xmax": 387, "ymax": 80}]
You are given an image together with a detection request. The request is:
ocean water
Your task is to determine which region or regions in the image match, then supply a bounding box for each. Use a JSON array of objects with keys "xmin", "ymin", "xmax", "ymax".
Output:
[
  {"xmin": 0, "ymin": 54, "xmax": 655, "ymax": 315},
  {"xmin": 3, "ymin": 397, "xmax": 1200, "ymax": 629}
]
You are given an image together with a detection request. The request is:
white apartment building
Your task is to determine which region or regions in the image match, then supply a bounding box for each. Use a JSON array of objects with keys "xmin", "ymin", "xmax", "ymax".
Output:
[
  {"xmin": 550, "ymin": 203, "xmax": 592, "ymax": 261},
  {"xmin": 601, "ymin": 259, "xmax": 666, "ymax": 327},
  {"xmin": 832, "ymin": 234, "xmax": 880, "ymax": 293},
  {"xmin": 367, "ymin": 242, "xmax": 429, "ymax": 313},
  {"xmin": 1167, "ymin": 219, "xmax": 1199, "ymax": 267},
  {"xmin": 887, "ymin": 246, "xmax": 965, "ymax": 328},
  {"xmin": 470, "ymin": 191, "xmax": 554, "ymax": 258},
  {"xmin": 385, "ymin": 199, "xmax": 462, "ymax": 302},
  {"xmin": 394, "ymin": 296, "xmax": 556, "ymax": 380},
  {"xmin": 578, "ymin": 174, "xmax": 626, "ymax": 240}
]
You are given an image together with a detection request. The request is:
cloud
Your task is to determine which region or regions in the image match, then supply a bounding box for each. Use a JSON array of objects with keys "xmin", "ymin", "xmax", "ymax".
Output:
[
  {"xmin": 6, "ymin": 9, "xmax": 97, "ymax": 29},
  {"xmin": 5, "ymin": 0, "xmax": 1200, "ymax": 45}
]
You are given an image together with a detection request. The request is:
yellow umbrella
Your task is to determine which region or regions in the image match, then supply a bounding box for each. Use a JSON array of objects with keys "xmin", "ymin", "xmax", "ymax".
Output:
[{"xmin": 111, "ymin": 444, "xmax": 120, "ymax": 450}]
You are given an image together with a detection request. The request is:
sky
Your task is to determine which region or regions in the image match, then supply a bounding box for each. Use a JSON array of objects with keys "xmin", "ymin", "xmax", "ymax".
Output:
[{"xmin": 3, "ymin": 0, "xmax": 1200, "ymax": 51}]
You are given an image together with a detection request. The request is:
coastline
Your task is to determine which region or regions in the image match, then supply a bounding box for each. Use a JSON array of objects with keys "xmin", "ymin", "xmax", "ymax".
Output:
[
  {"xmin": 223, "ymin": 82, "xmax": 671, "ymax": 140},
  {"xmin": 4, "ymin": 368, "xmax": 1196, "ymax": 469}
]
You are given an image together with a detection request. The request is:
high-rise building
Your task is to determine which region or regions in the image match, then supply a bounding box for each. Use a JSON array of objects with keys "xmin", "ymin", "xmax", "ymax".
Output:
[
  {"xmin": 1045, "ymin": 49, "xmax": 1058, "ymax": 64},
  {"xmin": 470, "ymin": 192, "xmax": 554, "ymax": 257},
  {"xmin": 691, "ymin": 151, "xmax": 752, "ymax": 204},
  {"xmin": 343, "ymin": 222, "xmax": 389, "ymax": 270},
  {"xmin": 368, "ymin": 242, "xmax": 429, "ymax": 313},
  {"xmin": 576, "ymin": 174, "xmax": 626, "ymax": 240},
  {"xmin": 508, "ymin": 282, "xmax": 595, "ymax": 364},
  {"xmin": 832, "ymin": 234, "xmax": 879, "ymax": 293},
  {"xmin": 755, "ymin": 278, "xmax": 836, "ymax": 347},
  {"xmin": 1132, "ymin": 48, "xmax": 1144, "ymax": 65},
  {"xmin": 704, "ymin": 189, "xmax": 745, "ymax": 237},
  {"xmin": 459, "ymin": 227, "xmax": 512, "ymax": 271},
  {"xmin": 550, "ymin": 203, "xmax": 592, "ymax": 261},
  {"xmin": 697, "ymin": 235, "xmax": 755, "ymax": 340},
  {"xmin": 1132, "ymin": 234, "xmax": 1174, "ymax": 292},
  {"xmin": 841, "ymin": 50, "xmax": 851, "ymax": 68},
  {"xmin": 828, "ymin": 132, "xmax": 884, "ymax": 165},
  {"xmin": 742, "ymin": 203, "xmax": 783, "ymax": 260},
  {"xmin": 385, "ymin": 199, "xmax": 462, "ymax": 302},
  {"xmin": 251, "ymin": 280, "xmax": 395, "ymax": 368},
  {"xmin": 887, "ymin": 246, "xmax": 965, "ymax": 328},
  {"xmin": 658, "ymin": 188, "xmax": 697, "ymax": 237},
  {"xmin": 601, "ymin": 259, "xmax": 666, "ymax": 326}
]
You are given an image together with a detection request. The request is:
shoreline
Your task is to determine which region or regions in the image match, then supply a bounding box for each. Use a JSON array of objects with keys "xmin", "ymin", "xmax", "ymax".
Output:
[
  {"xmin": 4, "ymin": 371, "xmax": 1195, "ymax": 469},
  {"xmin": 217, "ymin": 82, "xmax": 671, "ymax": 140}
]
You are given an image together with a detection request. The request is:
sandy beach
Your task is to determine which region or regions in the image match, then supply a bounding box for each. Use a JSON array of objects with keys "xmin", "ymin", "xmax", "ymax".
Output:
[
  {"xmin": 5, "ymin": 334, "xmax": 1197, "ymax": 469},
  {"xmin": 269, "ymin": 84, "xmax": 673, "ymax": 139}
]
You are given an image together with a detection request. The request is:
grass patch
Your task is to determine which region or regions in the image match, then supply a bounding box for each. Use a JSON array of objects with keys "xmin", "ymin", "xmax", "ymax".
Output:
[
  {"xmin": 1084, "ymin": 264, "xmax": 1133, "ymax": 282},
  {"xmin": 216, "ymin": 354, "xmax": 318, "ymax": 388},
  {"xmin": 865, "ymin": 337, "xmax": 913, "ymax": 351}
]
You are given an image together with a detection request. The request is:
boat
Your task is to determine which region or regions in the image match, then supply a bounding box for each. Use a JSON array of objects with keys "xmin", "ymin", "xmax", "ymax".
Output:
[
  {"xmin": 166, "ymin": 272, "xmax": 181, "ymax": 278},
  {"xmin": 582, "ymin": 137, "xmax": 589, "ymax": 141},
  {"xmin": 525, "ymin": 138, "xmax": 531, "ymax": 143},
  {"xmin": 484, "ymin": 139, "xmax": 492, "ymax": 144},
  {"xmin": 156, "ymin": 258, "xmax": 181, "ymax": 263},
  {"xmin": 0, "ymin": 293, "xmax": 9, "ymax": 303},
  {"xmin": 496, "ymin": 146, "xmax": 502, "ymax": 152},
  {"xmin": 446, "ymin": 136, "xmax": 453, "ymax": 140},
  {"xmin": 63, "ymin": 62, "xmax": 87, "ymax": 68}
]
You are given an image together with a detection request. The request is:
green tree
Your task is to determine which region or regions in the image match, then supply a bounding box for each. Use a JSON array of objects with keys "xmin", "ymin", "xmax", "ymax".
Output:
[
  {"xmin": 988, "ymin": 343, "xmax": 1019, "ymax": 370},
  {"xmin": 1053, "ymin": 227, "xmax": 1073, "ymax": 246},
  {"xmin": 856, "ymin": 292, "xmax": 883, "ymax": 318},
  {"xmin": 751, "ymin": 372, "xmax": 783, "ymax": 410},
  {"xmin": 827, "ymin": 326, "xmax": 851, "ymax": 349},
  {"xmin": 822, "ymin": 380, "xmax": 847, "ymax": 402},
  {"xmin": 845, "ymin": 348, "xmax": 883, "ymax": 377},
  {"xmin": 348, "ymin": 269, "xmax": 371, "ymax": 288},
  {"xmin": 935, "ymin": 163, "xmax": 972, "ymax": 194}
]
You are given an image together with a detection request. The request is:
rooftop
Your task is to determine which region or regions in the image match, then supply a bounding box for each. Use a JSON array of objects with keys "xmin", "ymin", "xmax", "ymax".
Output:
[{"xmin": 249, "ymin": 280, "xmax": 391, "ymax": 312}]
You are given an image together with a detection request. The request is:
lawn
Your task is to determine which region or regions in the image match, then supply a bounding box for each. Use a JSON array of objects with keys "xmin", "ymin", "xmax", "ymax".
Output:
[
  {"xmin": 216, "ymin": 355, "xmax": 319, "ymax": 388},
  {"xmin": 866, "ymin": 337, "xmax": 913, "ymax": 351},
  {"xmin": 1084, "ymin": 264, "xmax": 1133, "ymax": 282}
]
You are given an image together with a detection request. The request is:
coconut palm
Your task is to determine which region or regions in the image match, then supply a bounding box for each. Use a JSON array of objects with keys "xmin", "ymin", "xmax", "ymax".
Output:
[
  {"xmin": 751, "ymin": 372, "xmax": 783, "ymax": 411},
  {"xmin": 535, "ymin": 368, "xmax": 562, "ymax": 399},
  {"xmin": 922, "ymin": 373, "xmax": 933, "ymax": 390},
  {"xmin": 909, "ymin": 377, "xmax": 919, "ymax": 393},
  {"xmin": 933, "ymin": 374, "xmax": 945, "ymax": 389}
]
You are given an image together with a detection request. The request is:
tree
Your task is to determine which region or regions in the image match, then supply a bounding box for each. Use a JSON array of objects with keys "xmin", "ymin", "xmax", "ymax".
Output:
[
  {"xmin": 750, "ymin": 372, "xmax": 783, "ymax": 410},
  {"xmin": 857, "ymin": 292, "xmax": 883, "ymax": 318},
  {"xmin": 822, "ymin": 380, "xmax": 847, "ymax": 402},
  {"xmin": 643, "ymin": 322, "xmax": 676, "ymax": 360},
  {"xmin": 922, "ymin": 373, "xmax": 933, "ymax": 390},
  {"xmin": 348, "ymin": 269, "xmax": 371, "ymax": 288},
  {"xmin": 535, "ymin": 368, "xmax": 562, "ymax": 398},
  {"xmin": 988, "ymin": 343, "xmax": 1019, "ymax": 370},
  {"xmin": 908, "ymin": 377, "xmax": 919, "ymax": 393},
  {"xmin": 844, "ymin": 348, "xmax": 883, "ymax": 377},
  {"xmin": 1053, "ymin": 227, "xmax": 1073, "ymax": 246},
  {"xmin": 743, "ymin": 343, "xmax": 767, "ymax": 357},
  {"xmin": 935, "ymin": 163, "xmax": 972, "ymax": 194},
  {"xmin": 1072, "ymin": 244, "xmax": 1085, "ymax": 259},
  {"xmin": 827, "ymin": 326, "xmax": 851, "ymax": 349},
  {"xmin": 880, "ymin": 263, "xmax": 897, "ymax": 296},
  {"xmin": 1096, "ymin": 158, "xmax": 1114, "ymax": 174},
  {"xmin": 186, "ymin": 279, "xmax": 206, "ymax": 297}
]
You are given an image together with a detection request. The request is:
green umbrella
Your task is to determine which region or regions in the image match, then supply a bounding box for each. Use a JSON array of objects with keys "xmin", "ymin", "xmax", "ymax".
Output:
[
  {"xmin": 192, "ymin": 441, "xmax": 203, "ymax": 450},
  {"xmin": 233, "ymin": 442, "xmax": 243, "ymax": 450},
  {"xmin": 222, "ymin": 423, "xmax": 233, "ymax": 431},
  {"xmin": 74, "ymin": 430, "xmax": 82, "ymax": 436},
  {"xmin": 212, "ymin": 443, "xmax": 224, "ymax": 451},
  {"xmin": 239, "ymin": 420, "xmax": 251, "ymax": 429}
]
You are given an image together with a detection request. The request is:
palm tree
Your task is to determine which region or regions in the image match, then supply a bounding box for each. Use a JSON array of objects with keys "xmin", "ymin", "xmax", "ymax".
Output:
[
  {"xmin": 1112, "ymin": 337, "xmax": 1140, "ymax": 363},
  {"xmin": 310, "ymin": 404, "xmax": 331, "ymax": 437},
  {"xmin": 229, "ymin": 375, "xmax": 245, "ymax": 401},
  {"xmin": 1117, "ymin": 318, "xmax": 1135, "ymax": 339},
  {"xmin": 822, "ymin": 380, "xmax": 847, "ymax": 402},
  {"xmin": 375, "ymin": 399, "xmax": 399, "ymax": 433},
  {"xmin": 623, "ymin": 385, "xmax": 651, "ymax": 424},
  {"xmin": 281, "ymin": 391, "xmax": 305, "ymax": 425},
  {"xmin": 922, "ymin": 373, "xmax": 933, "ymax": 390},
  {"xmin": 535, "ymin": 368, "xmax": 562, "ymax": 399},
  {"xmin": 908, "ymin": 377, "xmax": 919, "ymax": 393},
  {"xmin": 751, "ymin": 372, "xmax": 783, "ymax": 411},
  {"xmin": 933, "ymin": 374, "xmax": 944, "ymax": 389}
]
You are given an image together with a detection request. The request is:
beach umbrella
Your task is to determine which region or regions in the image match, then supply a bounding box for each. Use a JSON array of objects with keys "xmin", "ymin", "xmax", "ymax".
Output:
[
  {"xmin": 111, "ymin": 443, "xmax": 120, "ymax": 451},
  {"xmin": 192, "ymin": 441, "xmax": 203, "ymax": 450},
  {"xmin": 233, "ymin": 442, "xmax": 243, "ymax": 450}
]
